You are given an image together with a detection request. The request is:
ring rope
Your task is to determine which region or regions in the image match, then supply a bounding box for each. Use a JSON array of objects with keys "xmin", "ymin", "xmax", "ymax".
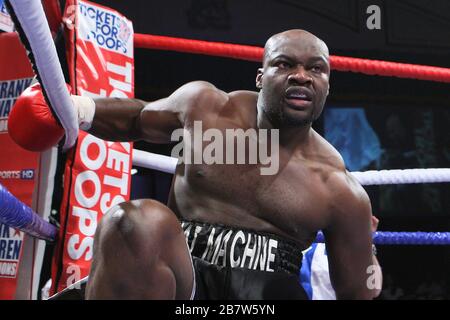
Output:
[
  {"xmin": 351, "ymin": 168, "xmax": 450, "ymax": 185},
  {"xmin": 131, "ymin": 149, "xmax": 450, "ymax": 185},
  {"xmin": 315, "ymin": 231, "xmax": 450, "ymax": 245},
  {"xmin": 2, "ymin": 148, "xmax": 449, "ymax": 243},
  {"xmin": 0, "ymin": 183, "xmax": 57, "ymax": 241},
  {"xmin": 134, "ymin": 33, "xmax": 450, "ymax": 83},
  {"xmin": 3, "ymin": 177, "xmax": 447, "ymax": 245},
  {"xmin": 132, "ymin": 149, "xmax": 178, "ymax": 174}
]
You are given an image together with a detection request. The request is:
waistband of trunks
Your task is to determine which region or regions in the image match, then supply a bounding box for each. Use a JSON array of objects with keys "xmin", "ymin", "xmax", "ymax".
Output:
[{"xmin": 181, "ymin": 219, "xmax": 302, "ymax": 276}]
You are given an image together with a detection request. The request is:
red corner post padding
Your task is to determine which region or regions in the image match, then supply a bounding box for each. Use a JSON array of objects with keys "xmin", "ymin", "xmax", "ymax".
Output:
[{"xmin": 50, "ymin": 0, "xmax": 134, "ymax": 295}]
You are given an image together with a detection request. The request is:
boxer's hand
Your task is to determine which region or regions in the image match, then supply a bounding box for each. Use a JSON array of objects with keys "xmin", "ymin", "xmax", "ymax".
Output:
[
  {"xmin": 8, "ymin": 83, "xmax": 65, "ymax": 152},
  {"xmin": 8, "ymin": 83, "xmax": 96, "ymax": 152}
]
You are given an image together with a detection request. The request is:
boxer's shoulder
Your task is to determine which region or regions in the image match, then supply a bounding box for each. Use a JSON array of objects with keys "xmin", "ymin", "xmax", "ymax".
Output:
[
  {"xmin": 304, "ymin": 132, "xmax": 370, "ymax": 219},
  {"xmin": 176, "ymin": 81, "xmax": 229, "ymax": 118},
  {"xmin": 185, "ymin": 87, "xmax": 258, "ymax": 126},
  {"xmin": 310, "ymin": 130, "xmax": 346, "ymax": 168},
  {"xmin": 324, "ymin": 168, "xmax": 371, "ymax": 228}
]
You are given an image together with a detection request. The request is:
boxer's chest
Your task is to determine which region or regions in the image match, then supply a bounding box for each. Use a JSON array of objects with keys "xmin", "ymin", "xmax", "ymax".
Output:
[
  {"xmin": 174, "ymin": 118, "xmax": 332, "ymax": 239},
  {"xmin": 181, "ymin": 153, "xmax": 331, "ymax": 236}
]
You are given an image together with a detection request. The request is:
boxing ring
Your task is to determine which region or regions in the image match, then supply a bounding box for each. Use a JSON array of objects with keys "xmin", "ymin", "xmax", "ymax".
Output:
[{"xmin": 1, "ymin": 0, "xmax": 450, "ymax": 299}]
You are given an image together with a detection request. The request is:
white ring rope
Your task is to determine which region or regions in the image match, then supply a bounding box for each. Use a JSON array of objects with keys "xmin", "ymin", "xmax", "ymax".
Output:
[
  {"xmin": 351, "ymin": 169, "xmax": 450, "ymax": 185},
  {"xmin": 131, "ymin": 149, "xmax": 450, "ymax": 185},
  {"xmin": 132, "ymin": 149, "xmax": 179, "ymax": 174}
]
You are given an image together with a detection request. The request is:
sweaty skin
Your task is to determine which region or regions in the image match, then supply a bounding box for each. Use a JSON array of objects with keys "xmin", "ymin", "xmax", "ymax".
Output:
[{"xmin": 85, "ymin": 30, "xmax": 376, "ymax": 300}]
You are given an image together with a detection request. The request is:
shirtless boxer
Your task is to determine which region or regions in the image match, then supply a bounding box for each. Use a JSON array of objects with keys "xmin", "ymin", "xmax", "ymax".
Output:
[{"xmin": 11, "ymin": 29, "xmax": 378, "ymax": 299}]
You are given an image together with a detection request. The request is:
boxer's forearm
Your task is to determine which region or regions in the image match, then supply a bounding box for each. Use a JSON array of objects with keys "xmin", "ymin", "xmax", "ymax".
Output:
[
  {"xmin": 80, "ymin": 81, "xmax": 215, "ymax": 143},
  {"xmin": 88, "ymin": 98, "xmax": 147, "ymax": 142}
]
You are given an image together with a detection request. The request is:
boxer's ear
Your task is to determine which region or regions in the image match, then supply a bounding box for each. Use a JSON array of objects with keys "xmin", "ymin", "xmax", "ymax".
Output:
[{"xmin": 256, "ymin": 68, "xmax": 263, "ymax": 90}]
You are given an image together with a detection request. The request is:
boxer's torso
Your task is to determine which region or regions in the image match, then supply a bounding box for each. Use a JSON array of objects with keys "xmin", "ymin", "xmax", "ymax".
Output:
[{"xmin": 168, "ymin": 90, "xmax": 347, "ymax": 251}]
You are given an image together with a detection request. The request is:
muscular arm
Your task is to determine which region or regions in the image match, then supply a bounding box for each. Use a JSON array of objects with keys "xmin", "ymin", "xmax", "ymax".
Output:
[
  {"xmin": 87, "ymin": 81, "xmax": 217, "ymax": 142},
  {"xmin": 323, "ymin": 172, "xmax": 375, "ymax": 299}
]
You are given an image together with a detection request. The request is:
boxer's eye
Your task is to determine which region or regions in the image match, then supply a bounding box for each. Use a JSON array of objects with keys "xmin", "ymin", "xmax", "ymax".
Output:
[
  {"xmin": 275, "ymin": 61, "xmax": 292, "ymax": 69},
  {"xmin": 311, "ymin": 65, "xmax": 323, "ymax": 73}
]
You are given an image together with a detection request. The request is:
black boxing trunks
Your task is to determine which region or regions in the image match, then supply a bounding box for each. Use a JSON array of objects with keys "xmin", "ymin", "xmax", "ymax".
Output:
[{"xmin": 181, "ymin": 220, "xmax": 307, "ymax": 300}]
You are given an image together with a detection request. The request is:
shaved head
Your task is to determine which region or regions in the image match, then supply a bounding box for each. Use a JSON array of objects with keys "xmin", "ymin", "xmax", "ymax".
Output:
[
  {"xmin": 263, "ymin": 29, "xmax": 329, "ymax": 66},
  {"xmin": 256, "ymin": 29, "xmax": 331, "ymax": 128}
]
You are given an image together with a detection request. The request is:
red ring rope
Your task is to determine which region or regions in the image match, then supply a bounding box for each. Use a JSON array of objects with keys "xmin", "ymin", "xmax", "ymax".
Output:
[{"xmin": 134, "ymin": 33, "xmax": 450, "ymax": 84}]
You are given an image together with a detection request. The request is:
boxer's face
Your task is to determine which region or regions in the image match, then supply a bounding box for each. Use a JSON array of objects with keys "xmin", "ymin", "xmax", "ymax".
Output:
[{"xmin": 257, "ymin": 30, "xmax": 330, "ymax": 128}]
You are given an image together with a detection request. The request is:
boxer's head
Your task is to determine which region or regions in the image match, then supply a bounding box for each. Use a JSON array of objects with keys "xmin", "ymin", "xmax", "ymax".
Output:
[{"xmin": 256, "ymin": 29, "xmax": 330, "ymax": 128}]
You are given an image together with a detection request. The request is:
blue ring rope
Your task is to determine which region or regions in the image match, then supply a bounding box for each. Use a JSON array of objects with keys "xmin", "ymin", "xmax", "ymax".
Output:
[
  {"xmin": 1, "ymin": 181, "xmax": 449, "ymax": 245},
  {"xmin": 315, "ymin": 231, "xmax": 450, "ymax": 245},
  {"xmin": 0, "ymin": 183, "xmax": 57, "ymax": 241}
]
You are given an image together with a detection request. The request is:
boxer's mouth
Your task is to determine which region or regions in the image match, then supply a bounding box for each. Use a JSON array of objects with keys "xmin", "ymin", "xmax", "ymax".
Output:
[
  {"xmin": 285, "ymin": 87, "xmax": 313, "ymax": 101},
  {"xmin": 285, "ymin": 87, "xmax": 313, "ymax": 108}
]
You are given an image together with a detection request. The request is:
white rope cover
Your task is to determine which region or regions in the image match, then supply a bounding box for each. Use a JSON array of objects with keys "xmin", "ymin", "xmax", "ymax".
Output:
[
  {"xmin": 351, "ymin": 169, "xmax": 450, "ymax": 185},
  {"xmin": 8, "ymin": 0, "xmax": 78, "ymax": 151},
  {"xmin": 131, "ymin": 150, "xmax": 450, "ymax": 185},
  {"xmin": 132, "ymin": 149, "xmax": 179, "ymax": 174}
]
